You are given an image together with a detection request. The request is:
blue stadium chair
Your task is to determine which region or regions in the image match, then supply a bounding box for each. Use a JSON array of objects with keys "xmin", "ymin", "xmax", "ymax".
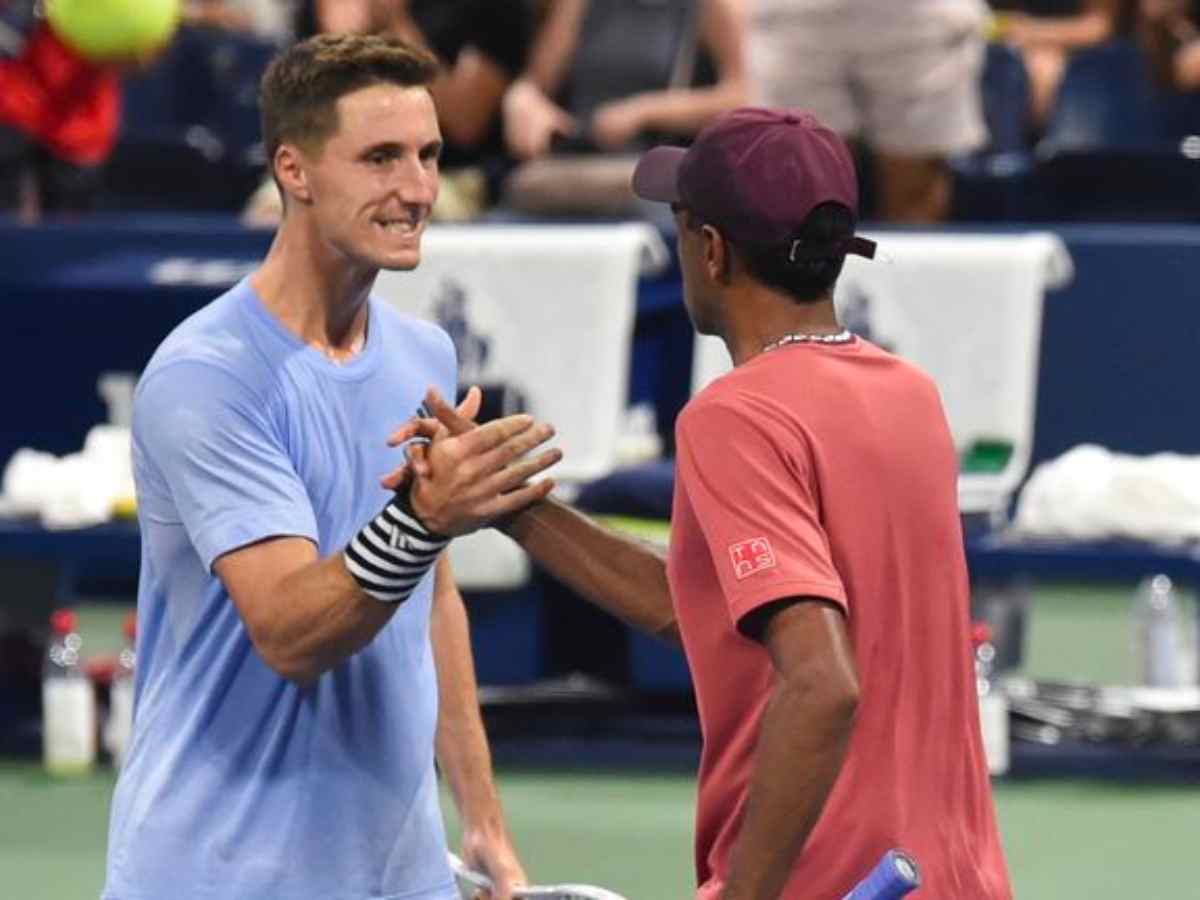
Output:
[
  {"xmin": 202, "ymin": 32, "xmax": 278, "ymax": 207},
  {"xmin": 204, "ymin": 33, "xmax": 276, "ymax": 169},
  {"xmin": 103, "ymin": 27, "xmax": 232, "ymax": 211},
  {"xmin": 1029, "ymin": 150, "xmax": 1200, "ymax": 221},
  {"xmin": 104, "ymin": 28, "xmax": 275, "ymax": 212},
  {"xmin": 951, "ymin": 42, "xmax": 1036, "ymax": 221},
  {"xmin": 981, "ymin": 41, "xmax": 1033, "ymax": 155},
  {"xmin": 1039, "ymin": 40, "xmax": 1165, "ymax": 155},
  {"xmin": 1028, "ymin": 41, "xmax": 1200, "ymax": 222},
  {"xmin": 1161, "ymin": 90, "xmax": 1200, "ymax": 142}
]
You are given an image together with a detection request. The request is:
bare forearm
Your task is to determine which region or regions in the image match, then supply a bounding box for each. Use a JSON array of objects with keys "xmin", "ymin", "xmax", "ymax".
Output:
[
  {"xmin": 432, "ymin": 50, "xmax": 509, "ymax": 147},
  {"xmin": 1016, "ymin": 11, "xmax": 1114, "ymax": 47},
  {"xmin": 523, "ymin": 0, "xmax": 587, "ymax": 93},
  {"xmin": 722, "ymin": 681, "xmax": 857, "ymax": 900},
  {"xmin": 314, "ymin": 0, "xmax": 375, "ymax": 34},
  {"xmin": 1177, "ymin": 41, "xmax": 1200, "ymax": 89},
  {"xmin": 260, "ymin": 553, "xmax": 396, "ymax": 683},
  {"xmin": 433, "ymin": 569, "xmax": 505, "ymax": 828},
  {"xmin": 629, "ymin": 82, "xmax": 747, "ymax": 138},
  {"xmin": 641, "ymin": 0, "xmax": 749, "ymax": 136},
  {"xmin": 500, "ymin": 499, "xmax": 677, "ymax": 641}
]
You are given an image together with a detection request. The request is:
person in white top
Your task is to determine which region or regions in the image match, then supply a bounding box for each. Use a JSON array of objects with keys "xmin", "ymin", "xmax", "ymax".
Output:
[{"xmin": 745, "ymin": 0, "xmax": 989, "ymax": 223}]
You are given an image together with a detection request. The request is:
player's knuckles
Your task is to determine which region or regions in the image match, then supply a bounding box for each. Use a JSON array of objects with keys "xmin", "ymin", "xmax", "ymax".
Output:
[
  {"xmin": 479, "ymin": 441, "xmax": 522, "ymax": 474},
  {"xmin": 491, "ymin": 433, "xmax": 540, "ymax": 468},
  {"xmin": 434, "ymin": 439, "xmax": 466, "ymax": 465},
  {"xmin": 476, "ymin": 424, "xmax": 518, "ymax": 453},
  {"xmin": 495, "ymin": 414, "xmax": 535, "ymax": 439},
  {"xmin": 507, "ymin": 458, "xmax": 548, "ymax": 483},
  {"xmin": 532, "ymin": 446, "xmax": 561, "ymax": 468},
  {"xmin": 519, "ymin": 425, "xmax": 555, "ymax": 455},
  {"xmin": 433, "ymin": 449, "xmax": 470, "ymax": 481},
  {"xmin": 502, "ymin": 482, "xmax": 547, "ymax": 511},
  {"xmin": 457, "ymin": 458, "xmax": 488, "ymax": 488},
  {"xmin": 515, "ymin": 451, "xmax": 558, "ymax": 479},
  {"xmin": 491, "ymin": 470, "xmax": 528, "ymax": 495},
  {"xmin": 510, "ymin": 431, "xmax": 545, "ymax": 455},
  {"xmin": 499, "ymin": 437, "xmax": 531, "ymax": 463}
]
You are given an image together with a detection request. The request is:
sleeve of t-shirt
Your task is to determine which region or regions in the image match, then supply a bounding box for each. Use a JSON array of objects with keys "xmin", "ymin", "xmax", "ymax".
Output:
[
  {"xmin": 674, "ymin": 393, "xmax": 848, "ymax": 629},
  {"xmin": 134, "ymin": 360, "xmax": 319, "ymax": 572}
]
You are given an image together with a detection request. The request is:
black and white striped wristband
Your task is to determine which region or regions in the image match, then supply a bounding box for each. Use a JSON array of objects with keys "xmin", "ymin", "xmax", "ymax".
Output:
[{"xmin": 344, "ymin": 488, "xmax": 450, "ymax": 604}]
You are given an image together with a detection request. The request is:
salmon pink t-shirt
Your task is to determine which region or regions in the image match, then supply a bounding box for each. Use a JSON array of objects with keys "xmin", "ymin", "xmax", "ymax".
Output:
[{"xmin": 667, "ymin": 336, "xmax": 1011, "ymax": 900}]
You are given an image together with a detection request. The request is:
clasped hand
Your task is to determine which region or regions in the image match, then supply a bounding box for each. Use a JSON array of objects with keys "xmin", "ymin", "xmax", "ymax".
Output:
[{"xmin": 381, "ymin": 386, "xmax": 560, "ymax": 536}]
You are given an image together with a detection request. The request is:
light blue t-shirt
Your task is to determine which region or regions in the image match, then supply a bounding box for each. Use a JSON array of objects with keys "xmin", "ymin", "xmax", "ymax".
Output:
[{"xmin": 103, "ymin": 278, "xmax": 459, "ymax": 900}]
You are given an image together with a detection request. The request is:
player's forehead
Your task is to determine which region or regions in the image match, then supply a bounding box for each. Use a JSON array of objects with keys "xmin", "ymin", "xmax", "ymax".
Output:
[{"xmin": 329, "ymin": 82, "xmax": 439, "ymax": 148}]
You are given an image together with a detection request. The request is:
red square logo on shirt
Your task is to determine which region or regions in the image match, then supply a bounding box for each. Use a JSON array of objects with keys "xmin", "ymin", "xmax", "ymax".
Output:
[{"xmin": 729, "ymin": 537, "xmax": 776, "ymax": 580}]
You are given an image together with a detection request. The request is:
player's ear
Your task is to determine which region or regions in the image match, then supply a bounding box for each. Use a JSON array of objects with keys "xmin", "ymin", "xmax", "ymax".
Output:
[
  {"xmin": 274, "ymin": 143, "xmax": 312, "ymax": 205},
  {"xmin": 701, "ymin": 225, "xmax": 732, "ymax": 284}
]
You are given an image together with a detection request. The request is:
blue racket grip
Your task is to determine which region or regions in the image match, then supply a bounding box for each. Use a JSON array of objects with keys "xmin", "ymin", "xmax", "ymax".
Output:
[{"xmin": 842, "ymin": 850, "xmax": 921, "ymax": 900}]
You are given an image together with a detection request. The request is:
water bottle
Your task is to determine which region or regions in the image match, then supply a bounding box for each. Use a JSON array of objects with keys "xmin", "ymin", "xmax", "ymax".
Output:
[
  {"xmin": 1133, "ymin": 575, "xmax": 1198, "ymax": 687},
  {"xmin": 42, "ymin": 609, "xmax": 97, "ymax": 776},
  {"xmin": 972, "ymin": 622, "xmax": 1009, "ymax": 776},
  {"xmin": 104, "ymin": 613, "xmax": 137, "ymax": 770}
]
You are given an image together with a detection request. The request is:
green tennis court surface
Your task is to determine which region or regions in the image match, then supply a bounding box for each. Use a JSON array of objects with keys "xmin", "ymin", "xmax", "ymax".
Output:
[
  {"xmin": 1, "ymin": 762, "xmax": 1195, "ymax": 899},
  {"xmin": 4, "ymin": 584, "xmax": 1196, "ymax": 898}
]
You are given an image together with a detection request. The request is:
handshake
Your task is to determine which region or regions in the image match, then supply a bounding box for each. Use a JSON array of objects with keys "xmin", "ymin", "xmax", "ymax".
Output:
[{"xmin": 380, "ymin": 385, "xmax": 562, "ymax": 538}]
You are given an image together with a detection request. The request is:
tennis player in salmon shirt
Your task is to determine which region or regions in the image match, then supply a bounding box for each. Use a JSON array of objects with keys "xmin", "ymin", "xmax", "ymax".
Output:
[{"xmin": 397, "ymin": 107, "xmax": 1013, "ymax": 900}]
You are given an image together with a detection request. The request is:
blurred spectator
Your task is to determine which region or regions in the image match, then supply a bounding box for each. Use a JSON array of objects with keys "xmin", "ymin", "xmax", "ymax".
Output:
[
  {"xmin": 250, "ymin": 1, "xmax": 748, "ymax": 222},
  {"xmin": 496, "ymin": 0, "xmax": 747, "ymax": 218},
  {"xmin": 294, "ymin": 0, "xmax": 379, "ymax": 38},
  {"xmin": 296, "ymin": 0, "xmax": 533, "ymax": 158},
  {"xmin": 0, "ymin": 1, "xmax": 121, "ymax": 220},
  {"xmin": 748, "ymin": 0, "xmax": 989, "ymax": 223},
  {"xmin": 501, "ymin": 0, "xmax": 749, "ymax": 160},
  {"xmin": 992, "ymin": 1, "xmax": 1137, "ymax": 126},
  {"xmin": 184, "ymin": 0, "xmax": 296, "ymax": 43},
  {"xmin": 1138, "ymin": 0, "xmax": 1200, "ymax": 89},
  {"xmin": 388, "ymin": 1, "xmax": 537, "ymax": 158},
  {"xmin": 245, "ymin": 0, "xmax": 542, "ymax": 223}
]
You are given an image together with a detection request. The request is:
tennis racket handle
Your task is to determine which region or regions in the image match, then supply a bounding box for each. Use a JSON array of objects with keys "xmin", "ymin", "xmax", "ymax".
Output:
[{"xmin": 842, "ymin": 850, "xmax": 921, "ymax": 900}]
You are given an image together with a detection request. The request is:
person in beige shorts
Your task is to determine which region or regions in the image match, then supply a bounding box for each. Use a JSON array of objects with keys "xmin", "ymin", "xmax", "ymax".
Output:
[{"xmin": 747, "ymin": 0, "xmax": 989, "ymax": 222}]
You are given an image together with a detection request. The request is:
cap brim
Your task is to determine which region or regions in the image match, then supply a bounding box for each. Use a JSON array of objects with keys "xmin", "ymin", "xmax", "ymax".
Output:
[{"xmin": 631, "ymin": 146, "xmax": 687, "ymax": 203}]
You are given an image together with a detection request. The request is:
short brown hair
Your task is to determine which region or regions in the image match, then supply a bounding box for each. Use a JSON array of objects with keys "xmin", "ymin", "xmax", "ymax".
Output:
[{"xmin": 259, "ymin": 33, "xmax": 440, "ymax": 165}]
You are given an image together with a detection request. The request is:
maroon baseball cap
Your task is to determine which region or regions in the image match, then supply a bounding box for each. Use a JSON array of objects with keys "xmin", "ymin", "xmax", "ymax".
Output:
[{"xmin": 632, "ymin": 107, "xmax": 875, "ymax": 260}]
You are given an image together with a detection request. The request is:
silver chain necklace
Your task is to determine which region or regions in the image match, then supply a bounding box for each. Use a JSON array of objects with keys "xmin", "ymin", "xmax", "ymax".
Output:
[{"xmin": 761, "ymin": 329, "xmax": 854, "ymax": 354}]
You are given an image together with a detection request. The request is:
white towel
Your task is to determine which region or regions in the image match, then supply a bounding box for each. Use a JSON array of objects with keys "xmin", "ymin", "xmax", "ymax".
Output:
[
  {"xmin": 1014, "ymin": 444, "xmax": 1200, "ymax": 544},
  {"xmin": 1, "ymin": 425, "xmax": 134, "ymax": 529}
]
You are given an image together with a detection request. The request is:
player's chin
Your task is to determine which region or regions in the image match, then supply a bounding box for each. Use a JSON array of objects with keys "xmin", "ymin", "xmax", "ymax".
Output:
[
  {"xmin": 364, "ymin": 238, "xmax": 424, "ymax": 271},
  {"xmin": 375, "ymin": 248, "xmax": 423, "ymax": 271},
  {"xmin": 364, "ymin": 222, "xmax": 426, "ymax": 270}
]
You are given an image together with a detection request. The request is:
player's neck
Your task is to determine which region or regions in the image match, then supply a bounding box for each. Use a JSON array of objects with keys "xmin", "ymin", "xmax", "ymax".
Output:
[
  {"xmin": 253, "ymin": 218, "xmax": 375, "ymax": 362},
  {"xmin": 723, "ymin": 289, "xmax": 841, "ymax": 366}
]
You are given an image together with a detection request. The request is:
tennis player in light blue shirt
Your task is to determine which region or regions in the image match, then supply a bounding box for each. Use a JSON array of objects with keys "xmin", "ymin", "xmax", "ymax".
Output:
[{"xmin": 103, "ymin": 35, "xmax": 559, "ymax": 900}]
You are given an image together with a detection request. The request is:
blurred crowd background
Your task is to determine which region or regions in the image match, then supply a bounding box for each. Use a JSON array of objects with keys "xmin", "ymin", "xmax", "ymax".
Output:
[{"xmin": 2, "ymin": 0, "xmax": 1198, "ymax": 228}]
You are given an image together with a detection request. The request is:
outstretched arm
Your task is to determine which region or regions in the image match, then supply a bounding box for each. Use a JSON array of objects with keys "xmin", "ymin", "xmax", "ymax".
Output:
[
  {"xmin": 390, "ymin": 389, "xmax": 678, "ymax": 642},
  {"xmin": 500, "ymin": 498, "xmax": 677, "ymax": 642}
]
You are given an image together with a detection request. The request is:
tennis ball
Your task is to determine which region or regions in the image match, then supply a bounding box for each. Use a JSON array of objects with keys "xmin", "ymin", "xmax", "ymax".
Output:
[{"xmin": 46, "ymin": 0, "xmax": 183, "ymax": 62}]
